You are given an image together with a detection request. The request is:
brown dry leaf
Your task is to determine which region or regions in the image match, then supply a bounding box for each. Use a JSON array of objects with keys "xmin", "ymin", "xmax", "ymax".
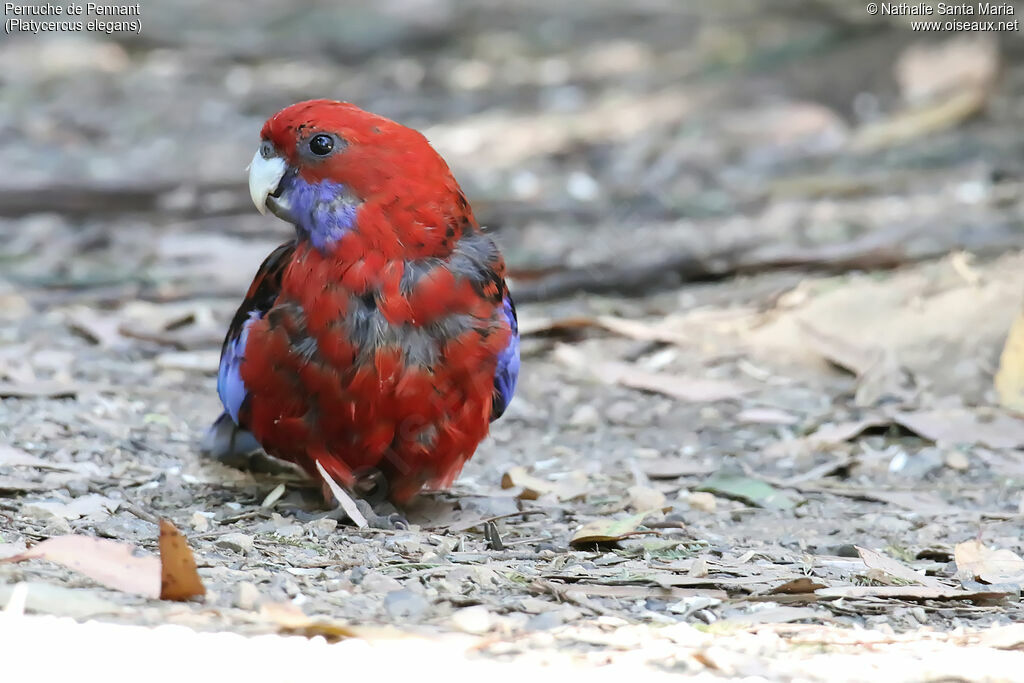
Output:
[
  {"xmin": 856, "ymin": 546, "xmax": 945, "ymax": 589},
  {"xmin": 763, "ymin": 417, "xmax": 889, "ymax": 457},
  {"xmin": 569, "ymin": 510, "xmax": 657, "ymax": 547},
  {"xmin": 594, "ymin": 315, "xmax": 689, "ymax": 346},
  {"xmin": 258, "ymin": 602, "xmax": 356, "ymax": 642},
  {"xmin": 554, "ymin": 344, "xmax": 751, "ymax": 402},
  {"xmin": 0, "ymin": 535, "xmax": 160, "ymax": 598},
  {"xmin": 798, "ymin": 320, "xmax": 879, "ymax": 376},
  {"xmin": 768, "ymin": 577, "xmax": 828, "ymax": 595},
  {"xmin": 158, "ymin": 519, "xmax": 206, "ymax": 601},
  {"xmin": 518, "ymin": 315, "xmax": 598, "ymax": 337},
  {"xmin": 893, "ymin": 408, "xmax": 1024, "ymax": 449},
  {"xmin": 816, "ymin": 585, "xmax": 1008, "ymax": 602},
  {"xmin": 798, "ymin": 322, "xmax": 915, "ymax": 406},
  {"xmin": 995, "ymin": 309, "xmax": 1024, "ymax": 413},
  {"xmin": 954, "ymin": 540, "xmax": 1024, "ymax": 585},
  {"xmin": 808, "ymin": 418, "xmax": 890, "ymax": 444},
  {"xmin": 501, "ymin": 466, "xmax": 587, "ymax": 501}
]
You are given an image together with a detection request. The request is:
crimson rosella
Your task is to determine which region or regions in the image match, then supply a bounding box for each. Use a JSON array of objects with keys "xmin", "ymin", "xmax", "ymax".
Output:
[{"xmin": 206, "ymin": 100, "xmax": 519, "ymax": 518}]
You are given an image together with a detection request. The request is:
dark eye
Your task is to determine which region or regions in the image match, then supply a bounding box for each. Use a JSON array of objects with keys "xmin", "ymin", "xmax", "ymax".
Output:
[{"xmin": 308, "ymin": 134, "xmax": 334, "ymax": 156}]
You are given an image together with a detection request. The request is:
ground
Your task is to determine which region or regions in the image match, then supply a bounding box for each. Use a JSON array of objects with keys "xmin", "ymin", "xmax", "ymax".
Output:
[{"xmin": 2, "ymin": 1, "xmax": 1024, "ymax": 679}]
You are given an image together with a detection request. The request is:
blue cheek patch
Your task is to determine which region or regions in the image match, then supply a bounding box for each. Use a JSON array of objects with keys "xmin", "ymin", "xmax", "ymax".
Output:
[
  {"xmin": 491, "ymin": 294, "xmax": 520, "ymax": 421},
  {"xmin": 217, "ymin": 311, "xmax": 260, "ymax": 424},
  {"xmin": 284, "ymin": 177, "xmax": 360, "ymax": 250}
]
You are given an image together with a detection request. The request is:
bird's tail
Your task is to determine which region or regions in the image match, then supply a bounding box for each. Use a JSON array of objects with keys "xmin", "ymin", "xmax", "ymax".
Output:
[{"xmin": 200, "ymin": 412, "xmax": 263, "ymax": 469}]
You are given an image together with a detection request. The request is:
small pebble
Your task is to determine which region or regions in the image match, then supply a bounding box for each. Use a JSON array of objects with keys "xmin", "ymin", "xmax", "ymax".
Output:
[
  {"xmin": 569, "ymin": 404, "xmax": 600, "ymax": 428},
  {"xmin": 450, "ymin": 605, "xmax": 492, "ymax": 634},
  {"xmin": 215, "ymin": 533, "xmax": 254, "ymax": 554},
  {"xmin": 308, "ymin": 517, "xmax": 337, "ymax": 538},
  {"xmin": 944, "ymin": 450, "xmax": 969, "ymax": 471},
  {"xmin": 686, "ymin": 492, "xmax": 717, "ymax": 513},
  {"xmin": 235, "ymin": 581, "xmax": 262, "ymax": 610},
  {"xmin": 190, "ymin": 511, "xmax": 210, "ymax": 532}
]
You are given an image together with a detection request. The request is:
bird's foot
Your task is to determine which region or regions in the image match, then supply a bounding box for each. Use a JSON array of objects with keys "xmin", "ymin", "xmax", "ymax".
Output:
[
  {"xmin": 355, "ymin": 499, "xmax": 409, "ymax": 530},
  {"xmin": 295, "ymin": 499, "xmax": 408, "ymax": 530}
]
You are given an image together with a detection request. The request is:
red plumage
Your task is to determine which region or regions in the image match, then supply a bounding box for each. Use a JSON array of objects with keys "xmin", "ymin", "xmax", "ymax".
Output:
[{"xmin": 214, "ymin": 100, "xmax": 519, "ymax": 506}]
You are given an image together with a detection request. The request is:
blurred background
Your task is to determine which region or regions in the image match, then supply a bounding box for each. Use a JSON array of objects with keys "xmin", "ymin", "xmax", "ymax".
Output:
[{"xmin": 4, "ymin": 0, "xmax": 1024, "ymax": 310}]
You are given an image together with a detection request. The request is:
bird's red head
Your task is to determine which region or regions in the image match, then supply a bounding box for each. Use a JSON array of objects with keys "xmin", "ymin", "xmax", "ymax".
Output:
[
  {"xmin": 261, "ymin": 100, "xmax": 458, "ymax": 192},
  {"xmin": 248, "ymin": 100, "xmax": 474, "ymax": 255}
]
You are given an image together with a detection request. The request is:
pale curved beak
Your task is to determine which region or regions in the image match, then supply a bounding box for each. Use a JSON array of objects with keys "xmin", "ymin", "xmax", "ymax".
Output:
[{"xmin": 247, "ymin": 151, "xmax": 288, "ymax": 216}]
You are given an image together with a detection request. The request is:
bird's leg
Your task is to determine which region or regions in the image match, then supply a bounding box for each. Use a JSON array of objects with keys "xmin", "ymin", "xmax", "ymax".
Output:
[
  {"xmin": 297, "ymin": 469, "xmax": 409, "ymax": 529},
  {"xmin": 298, "ymin": 498, "xmax": 408, "ymax": 529}
]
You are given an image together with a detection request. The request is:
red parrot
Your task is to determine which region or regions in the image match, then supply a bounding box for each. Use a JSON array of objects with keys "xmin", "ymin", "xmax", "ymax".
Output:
[{"xmin": 206, "ymin": 100, "xmax": 519, "ymax": 518}]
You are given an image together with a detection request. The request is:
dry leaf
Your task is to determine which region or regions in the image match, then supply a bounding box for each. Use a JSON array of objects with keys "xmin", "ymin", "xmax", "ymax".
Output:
[
  {"xmin": 816, "ymin": 585, "xmax": 1008, "ymax": 602},
  {"xmin": 0, "ymin": 535, "xmax": 160, "ymax": 598},
  {"xmin": 644, "ymin": 458, "xmax": 717, "ymax": 479},
  {"xmin": 697, "ymin": 471, "xmax": 798, "ymax": 510},
  {"xmin": 501, "ymin": 466, "xmax": 587, "ymax": 501},
  {"xmin": 0, "ymin": 445, "xmax": 83, "ymax": 471},
  {"xmin": 995, "ymin": 309, "xmax": 1024, "ymax": 413},
  {"xmin": 893, "ymin": 409, "xmax": 1024, "ymax": 449},
  {"xmin": 856, "ymin": 546, "xmax": 945, "ymax": 589},
  {"xmin": 258, "ymin": 602, "xmax": 356, "ymax": 642},
  {"xmin": 768, "ymin": 577, "xmax": 828, "ymax": 594},
  {"xmin": 718, "ymin": 606, "xmax": 826, "ymax": 627},
  {"xmin": 158, "ymin": 519, "xmax": 206, "ymax": 601},
  {"xmin": 799, "ymin": 320, "xmax": 879, "ymax": 376},
  {"xmin": 799, "ymin": 322, "xmax": 915, "ymax": 406},
  {"xmin": 517, "ymin": 315, "xmax": 598, "ymax": 337},
  {"xmin": 554, "ymin": 344, "xmax": 751, "ymax": 402},
  {"xmin": 954, "ymin": 540, "xmax": 1024, "ymax": 585},
  {"xmin": 315, "ymin": 460, "xmax": 367, "ymax": 528},
  {"xmin": 594, "ymin": 315, "xmax": 689, "ymax": 346},
  {"xmin": 570, "ymin": 510, "xmax": 656, "ymax": 547}
]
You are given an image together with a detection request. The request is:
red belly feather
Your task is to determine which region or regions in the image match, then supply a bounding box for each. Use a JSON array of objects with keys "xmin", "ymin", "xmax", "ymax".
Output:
[{"xmin": 239, "ymin": 244, "xmax": 506, "ymax": 503}]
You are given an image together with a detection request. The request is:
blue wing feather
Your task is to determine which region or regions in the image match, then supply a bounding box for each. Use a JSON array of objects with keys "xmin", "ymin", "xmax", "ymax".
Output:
[
  {"xmin": 490, "ymin": 293, "xmax": 519, "ymax": 421},
  {"xmin": 204, "ymin": 242, "xmax": 295, "ymax": 465},
  {"xmin": 213, "ymin": 241, "xmax": 295, "ymax": 427}
]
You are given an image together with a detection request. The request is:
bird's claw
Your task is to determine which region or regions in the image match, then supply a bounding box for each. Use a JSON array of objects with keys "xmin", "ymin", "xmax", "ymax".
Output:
[{"xmin": 355, "ymin": 499, "xmax": 409, "ymax": 530}]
